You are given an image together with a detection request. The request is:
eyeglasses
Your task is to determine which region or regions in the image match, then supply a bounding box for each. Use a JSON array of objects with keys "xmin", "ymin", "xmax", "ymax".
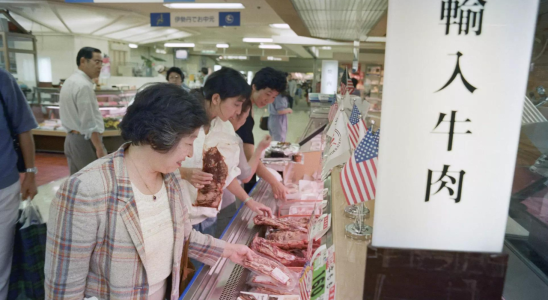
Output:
[{"xmin": 88, "ymin": 59, "xmax": 103, "ymax": 66}]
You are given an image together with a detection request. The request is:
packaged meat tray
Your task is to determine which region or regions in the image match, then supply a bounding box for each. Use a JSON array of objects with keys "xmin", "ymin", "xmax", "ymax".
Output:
[
  {"xmin": 242, "ymin": 250, "xmax": 298, "ymax": 289},
  {"xmin": 251, "ymin": 234, "xmax": 307, "ymax": 267},
  {"xmin": 254, "ymin": 215, "xmax": 309, "ymax": 233},
  {"xmin": 276, "ymin": 201, "xmax": 324, "ymax": 218}
]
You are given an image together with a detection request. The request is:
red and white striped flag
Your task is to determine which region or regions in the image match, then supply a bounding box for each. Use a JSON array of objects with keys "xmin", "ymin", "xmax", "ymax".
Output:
[
  {"xmin": 328, "ymin": 102, "xmax": 338, "ymax": 122},
  {"xmin": 340, "ymin": 130, "xmax": 379, "ymax": 205},
  {"xmin": 347, "ymin": 104, "xmax": 367, "ymax": 149},
  {"xmin": 340, "ymin": 67, "xmax": 354, "ymax": 95},
  {"xmin": 299, "ymin": 262, "xmax": 312, "ymax": 300}
]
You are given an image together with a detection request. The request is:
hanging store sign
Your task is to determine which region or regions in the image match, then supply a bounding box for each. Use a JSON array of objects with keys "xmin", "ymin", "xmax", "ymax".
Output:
[
  {"xmin": 150, "ymin": 12, "xmax": 240, "ymax": 27},
  {"xmin": 320, "ymin": 60, "xmax": 338, "ymax": 94},
  {"xmin": 372, "ymin": 0, "xmax": 538, "ymax": 253},
  {"xmin": 260, "ymin": 56, "xmax": 290, "ymax": 62}
]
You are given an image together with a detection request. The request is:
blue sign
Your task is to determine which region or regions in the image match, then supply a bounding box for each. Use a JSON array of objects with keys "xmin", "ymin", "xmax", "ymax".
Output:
[
  {"xmin": 151, "ymin": 13, "xmax": 171, "ymax": 27},
  {"xmin": 219, "ymin": 12, "xmax": 240, "ymax": 27},
  {"xmin": 66, "ymin": 0, "xmax": 194, "ymax": 2}
]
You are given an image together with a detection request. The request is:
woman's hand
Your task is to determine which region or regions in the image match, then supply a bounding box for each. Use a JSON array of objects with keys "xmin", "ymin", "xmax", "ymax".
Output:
[
  {"xmin": 181, "ymin": 167, "xmax": 213, "ymax": 189},
  {"xmin": 246, "ymin": 199, "xmax": 273, "ymax": 217},
  {"xmin": 222, "ymin": 243, "xmax": 253, "ymax": 265},
  {"xmin": 272, "ymin": 181, "xmax": 288, "ymax": 201},
  {"xmin": 257, "ymin": 135, "xmax": 272, "ymax": 152}
]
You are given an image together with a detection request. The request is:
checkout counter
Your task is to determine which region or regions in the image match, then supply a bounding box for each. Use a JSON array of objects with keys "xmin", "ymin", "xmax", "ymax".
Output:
[{"xmin": 181, "ymin": 101, "xmax": 375, "ymax": 300}]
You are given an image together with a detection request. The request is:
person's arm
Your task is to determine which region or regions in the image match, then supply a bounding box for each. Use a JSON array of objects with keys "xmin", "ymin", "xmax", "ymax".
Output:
[
  {"xmin": 45, "ymin": 177, "xmax": 99, "ymax": 299},
  {"xmin": 76, "ymin": 85, "xmax": 105, "ymax": 152},
  {"xmin": 256, "ymin": 162, "xmax": 288, "ymax": 201},
  {"xmin": 90, "ymin": 132, "xmax": 107, "ymax": 158},
  {"xmin": 226, "ymin": 179, "xmax": 272, "ymax": 217},
  {"xmin": 179, "ymin": 167, "xmax": 213, "ymax": 189},
  {"xmin": 242, "ymin": 135, "xmax": 271, "ymax": 183},
  {"xmin": 0, "ymin": 70, "xmax": 38, "ymax": 199},
  {"xmin": 19, "ymin": 131, "xmax": 37, "ymax": 200},
  {"xmin": 276, "ymin": 108, "xmax": 293, "ymax": 115}
]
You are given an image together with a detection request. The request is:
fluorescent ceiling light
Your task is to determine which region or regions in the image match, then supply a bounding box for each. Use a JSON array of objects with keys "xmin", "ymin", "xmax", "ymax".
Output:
[
  {"xmin": 164, "ymin": 43, "xmax": 195, "ymax": 48},
  {"xmin": 128, "ymin": 43, "xmax": 138, "ymax": 49},
  {"xmin": 259, "ymin": 44, "xmax": 282, "ymax": 49},
  {"xmin": 270, "ymin": 23, "xmax": 290, "ymax": 29},
  {"xmin": 155, "ymin": 49, "xmax": 167, "ymax": 54},
  {"xmin": 321, "ymin": 46, "xmax": 332, "ymax": 50},
  {"xmin": 219, "ymin": 56, "xmax": 247, "ymax": 60},
  {"xmin": 201, "ymin": 50, "xmax": 217, "ymax": 54},
  {"xmin": 164, "ymin": 3, "xmax": 245, "ymax": 9},
  {"xmin": 216, "ymin": 43, "xmax": 229, "ymax": 48},
  {"xmin": 243, "ymin": 38, "xmax": 273, "ymax": 43}
]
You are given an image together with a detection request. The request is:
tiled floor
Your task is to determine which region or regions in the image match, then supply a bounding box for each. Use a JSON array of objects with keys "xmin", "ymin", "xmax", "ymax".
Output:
[{"xmin": 27, "ymin": 96, "xmax": 548, "ymax": 299}]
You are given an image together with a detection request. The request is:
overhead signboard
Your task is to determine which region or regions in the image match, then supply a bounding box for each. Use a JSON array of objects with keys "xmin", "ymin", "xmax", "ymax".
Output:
[
  {"xmin": 151, "ymin": 12, "xmax": 240, "ymax": 28},
  {"xmin": 260, "ymin": 56, "xmax": 290, "ymax": 62},
  {"xmin": 372, "ymin": 0, "xmax": 538, "ymax": 253},
  {"xmin": 67, "ymin": 0, "xmax": 195, "ymax": 3},
  {"xmin": 320, "ymin": 60, "xmax": 338, "ymax": 95}
]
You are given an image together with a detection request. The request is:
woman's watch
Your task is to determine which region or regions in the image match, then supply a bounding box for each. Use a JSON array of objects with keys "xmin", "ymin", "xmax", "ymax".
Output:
[{"xmin": 26, "ymin": 167, "xmax": 38, "ymax": 174}]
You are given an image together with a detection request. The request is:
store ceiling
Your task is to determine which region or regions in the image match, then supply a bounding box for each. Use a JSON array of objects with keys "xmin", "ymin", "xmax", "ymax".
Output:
[{"xmin": 0, "ymin": 0, "xmax": 386, "ymax": 59}]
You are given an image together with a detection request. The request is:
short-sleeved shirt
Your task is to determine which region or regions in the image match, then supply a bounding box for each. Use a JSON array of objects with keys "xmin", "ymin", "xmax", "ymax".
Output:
[{"xmin": 0, "ymin": 68, "xmax": 38, "ymax": 189}]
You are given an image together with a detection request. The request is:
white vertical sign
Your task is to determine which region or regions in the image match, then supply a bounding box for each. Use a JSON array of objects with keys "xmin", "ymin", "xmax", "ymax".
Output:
[
  {"xmin": 373, "ymin": 0, "xmax": 538, "ymax": 252},
  {"xmin": 321, "ymin": 60, "xmax": 339, "ymax": 94}
]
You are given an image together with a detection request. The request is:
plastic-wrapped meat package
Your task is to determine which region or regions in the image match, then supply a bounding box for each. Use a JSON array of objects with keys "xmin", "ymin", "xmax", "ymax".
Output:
[
  {"xmin": 242, "ymin": 250, "xmax": 298, "ymax": 289},
  {"xmin": 237, "ymin": 292, "xmax": 268, "ymax": 300},
  {"xmin": 265, "ymin": 230, "xmax": 320, "ymax": 250},
  {"xmin": 254, "ymin": 215, "xmax": 309, "ymax": 233},
  {"xmin": 194, "ymin": 147, "xmax": 228, "ymax": 207},
  {"xmin": 251, "ymin": 234, "xmax": 307, "ymax": 267}
]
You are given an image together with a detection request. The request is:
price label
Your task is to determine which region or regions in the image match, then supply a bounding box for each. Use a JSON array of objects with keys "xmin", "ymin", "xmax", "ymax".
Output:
[
  {"xmin": 310, "ymin": 263, "xmax": 326, "ymax": 300},
  {"xmin": 311, "ymin": 214, "xmax": 331, "ymax": 241}
]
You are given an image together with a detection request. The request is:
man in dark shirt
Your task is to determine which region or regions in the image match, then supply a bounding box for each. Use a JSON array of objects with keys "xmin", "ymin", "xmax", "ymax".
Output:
[
  {"xmin": 0, "ymin": 68, "xmax": 38, "ymax": 299},
  {"xmin": 236, "ymin": 67, "xmax": 288, "ymax": 199}
]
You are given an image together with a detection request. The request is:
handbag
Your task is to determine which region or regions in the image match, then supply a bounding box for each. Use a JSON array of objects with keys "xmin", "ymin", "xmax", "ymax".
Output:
[
  {"xmin": 0, "ymin": 91, "xmax": 26, "ymax": 173},
  {"xmin": 8, "ymin": 200, "xmax": 47, "ymax": 300},
  {"xmin": 259, "ymin": 109, "xmax": 269, "ymax": 131},
  {"xmin": 178, "ymin": 239, "xmax": 196, "ymax": 295}
]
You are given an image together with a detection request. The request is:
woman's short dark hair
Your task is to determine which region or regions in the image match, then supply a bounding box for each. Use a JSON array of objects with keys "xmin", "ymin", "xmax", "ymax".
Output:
[
  {"xmin": 191, "ymin": 67, "xmax": 250, "ymax": 103},
  {"xmin": 252, "ymin": 67, "xmax": 287, "ymax": 93},
  {"xmin": 76, "ymin": 47, "xmax": 101, "ymax": 66},
  {"xmin": 240, "ymin": 96, "xmax": 252, "ymax": 116},
  {"xmin": 166, "ymin": 67, "xmax": 184, "ymax": 82},
  {"xmin": 120, "ymin": 83, "xmax": 208, "ymax": 153}
]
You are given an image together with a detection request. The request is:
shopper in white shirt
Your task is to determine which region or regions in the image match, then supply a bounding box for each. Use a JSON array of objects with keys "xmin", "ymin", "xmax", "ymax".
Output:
[{"xmin": 59, "ymin": 47, "xmax": 107, "ymax": 174}]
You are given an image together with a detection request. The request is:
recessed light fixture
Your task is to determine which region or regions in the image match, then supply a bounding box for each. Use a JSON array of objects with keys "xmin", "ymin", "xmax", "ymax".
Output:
[
  {"xmin": 155, "ymin": 49, "xmax": 167, "ymax": 54},
  {"xmin": 269, "ymin": 23, "xmax": 290, "ymax": 29},
  {"xmin": 259, "ymin": 44, "xmax": 282, "ymax": 49},
  {"xmin": 128, "ymin": 43, "xmax": 138, "ymax": 49},
  {"xmin": 164, "ymin": 43, "xmax": 195, "ymax": 48},
  {"xmin": 216, "ymin": 43, "xmax": 229, "ymax": 48},
  {"xmin": 164, "ymin": 3, "xmax": 245, "ymax": 9},
  {"xmin": 321, "ymin": 46, "xmax": 332, "ymax": 50},
  {"xmin": 243, "ymin": 38, "xmax": 273, "ymax": 43}
]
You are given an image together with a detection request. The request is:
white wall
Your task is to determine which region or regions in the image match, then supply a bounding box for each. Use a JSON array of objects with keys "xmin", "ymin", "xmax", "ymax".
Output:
[
  {"xmin": 35, "ymin": 35, "xmax": 75, "ymax": 84},
  {"xmin": 74, "ymin": 36, "xmax": 109, "ymax": 56}
]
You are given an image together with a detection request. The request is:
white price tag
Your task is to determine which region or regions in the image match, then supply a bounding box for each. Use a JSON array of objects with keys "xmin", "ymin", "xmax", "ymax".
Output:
[{"xmin": 311, "ymin": 214, "xmax": 331, "ymax": 241}]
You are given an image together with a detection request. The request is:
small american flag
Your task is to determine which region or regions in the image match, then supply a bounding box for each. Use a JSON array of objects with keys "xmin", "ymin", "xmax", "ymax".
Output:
[
  {"xmin": 299, "ymin": 262, "xmax": 312, "ymax": 300},
  {"xmin": 347, "ymin": 104, "xmax": 367, "ymax": 149},
  {"xmin": 340, "ymin": 130, "xmax": 379, "ymax": 205},
  {"xmin": 328, "ymin": 102, "xmax": 338, "ymax": 122},
  {"xmin": 340, "ymin": 67, "xmax": 355, "ymax": 95}
]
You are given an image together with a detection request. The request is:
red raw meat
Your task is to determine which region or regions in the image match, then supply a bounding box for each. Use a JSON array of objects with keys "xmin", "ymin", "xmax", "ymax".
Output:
[
  {"xmin": 254, "ymin": 215, "xmax": 309, "ymax": 233},
  {"xmin": 251, "ymin": 234, "xmax": 307, "ymax": 267},
  {"xmin": 242, "ymin": 251, "xmax": 296, "ymax": 287},
  {"xmin": 195, "ymin": 147, "xmax": 227, "ymax": 208},
  {"xmin": 265, "ymin": 231, "xmax": 320, "ymax": 250}
]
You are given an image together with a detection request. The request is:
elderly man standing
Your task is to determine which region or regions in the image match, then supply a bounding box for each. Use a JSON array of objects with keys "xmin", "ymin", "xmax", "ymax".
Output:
[{"xmin": 60, "ymin": 47, "xmax": 107, "ymax": 174}]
